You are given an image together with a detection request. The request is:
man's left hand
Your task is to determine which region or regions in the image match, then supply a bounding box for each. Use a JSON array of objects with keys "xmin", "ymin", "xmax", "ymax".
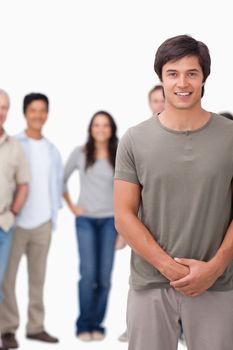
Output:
[{"xmin": 170, "ymin": 258, "xmax": 220, "ymax": 297}]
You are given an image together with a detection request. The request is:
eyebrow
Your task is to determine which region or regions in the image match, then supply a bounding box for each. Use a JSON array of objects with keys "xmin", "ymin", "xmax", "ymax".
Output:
[{"xmin": 166, "ymin": 69, "xmax": 201, "ymax": 73}]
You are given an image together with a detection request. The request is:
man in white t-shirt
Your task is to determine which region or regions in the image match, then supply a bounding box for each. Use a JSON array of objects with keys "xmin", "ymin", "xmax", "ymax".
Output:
[{"xmin": 0, "ymin": 93, "xmax": 63, "ymax": 349}]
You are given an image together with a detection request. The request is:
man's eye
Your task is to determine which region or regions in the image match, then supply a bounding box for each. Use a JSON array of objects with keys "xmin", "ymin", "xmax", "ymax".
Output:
[{"xmin": 168, "ymin": 72, "xmax": 176, "ymax": 77}]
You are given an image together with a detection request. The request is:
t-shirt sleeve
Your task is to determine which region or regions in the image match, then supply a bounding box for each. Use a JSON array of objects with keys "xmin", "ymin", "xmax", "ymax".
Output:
[
  {"xmin": 63, "ymin": 146, "xmax": 81, "ymax": 192},
  {"xmin": 15, "ymin": 142, "xmax": 30, "ymax": 184},
  {"xmin": 115, "ymin": 130, "xmax": 140, "ymax": 184}
]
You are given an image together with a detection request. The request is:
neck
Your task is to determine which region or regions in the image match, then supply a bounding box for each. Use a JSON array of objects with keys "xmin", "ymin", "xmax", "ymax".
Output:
[
  {"xmin": 95, "ymin": 141, "xmax": 108, "ymax": 150},
  {"xmin": 0, "ymin": 127, "xmax": 4, "ymax": 137},
  {"xmin": 95, "ymin": 141, "xmax": 109, "ymax": 159},
  {"xmin": 25, "ymin": 128, "xmax": 43, "ymax": 140},
  {"xmin": 159, "ymin": 104, "xmax": 210, "ymax": 131}
]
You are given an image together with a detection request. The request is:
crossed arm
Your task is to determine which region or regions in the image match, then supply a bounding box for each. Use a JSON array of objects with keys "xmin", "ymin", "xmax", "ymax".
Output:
[
  {"xmin": 114, "ymin": 180, "xmax": 233, "ymax": 297},
  {"xmin": 114, "ymin": 180, "xmax": 189, "ymax": 282}
]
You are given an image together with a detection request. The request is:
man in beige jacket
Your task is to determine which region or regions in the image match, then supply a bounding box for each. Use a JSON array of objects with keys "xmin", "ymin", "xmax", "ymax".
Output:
[{"xmin": 0, "ymin": 89, "xmax": 29, "ymax": 350}]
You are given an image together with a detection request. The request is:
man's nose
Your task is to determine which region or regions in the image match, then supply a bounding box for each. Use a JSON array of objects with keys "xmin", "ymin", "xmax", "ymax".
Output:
[{"xmin": 177, "ymin": 74, "xmax": 188, "ymax": 88}]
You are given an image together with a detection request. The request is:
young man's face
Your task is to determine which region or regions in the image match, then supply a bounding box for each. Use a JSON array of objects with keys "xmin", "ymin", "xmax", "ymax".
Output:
[
  {"xmin": 149, "ymin": 89, "xmax": 165, "ymax": 114},
  {"xmin": 0, "ymin": 94, "xmax": 9, "ymax": 130},
  {"xmin": 161, "ymin": 55, "xmax": 204, "ymax": 111},
  {"xmin": 24, "ymin": 100, "xmax": 48, "ymax": 132}
]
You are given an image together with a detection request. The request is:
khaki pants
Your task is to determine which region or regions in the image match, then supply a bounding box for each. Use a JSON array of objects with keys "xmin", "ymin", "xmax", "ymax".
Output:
[
  {"xmin": 0, "ymin": 221, "xmax": 52, "ymax": 335},
  {"xmin": 127, "ymin": 287, "xmax": 233, "ymax": 350}
]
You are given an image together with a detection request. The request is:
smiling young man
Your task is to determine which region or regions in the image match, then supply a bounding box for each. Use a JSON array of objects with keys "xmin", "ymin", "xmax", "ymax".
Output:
[
  {"xmin": 0, "ymin": 93, "xmax": 63, "ymax": 349},
  {"xmin": 114, "ymin": 35, "xmax": 233, "ymax": 350}
]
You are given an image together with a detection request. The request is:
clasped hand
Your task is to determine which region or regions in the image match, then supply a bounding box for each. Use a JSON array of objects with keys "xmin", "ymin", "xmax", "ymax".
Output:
[{"xmin": 170, "ymin": 258, "xmax": 219, "ymax": 297}]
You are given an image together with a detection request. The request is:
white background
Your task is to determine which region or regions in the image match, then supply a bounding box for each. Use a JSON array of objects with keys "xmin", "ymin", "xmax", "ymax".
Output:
[{"xmin": 1, "ymin": 1, "xmax": 232, "ymax": 349}]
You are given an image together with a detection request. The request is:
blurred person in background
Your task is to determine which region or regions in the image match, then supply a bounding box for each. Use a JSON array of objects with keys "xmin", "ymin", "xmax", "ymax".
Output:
[
  {"xmin": 63, "ymin": 111, "xmax": 119, "ymax": 342},
  {"xmin": 0, "ymin": 89, "xmax": 29, "ymax": 350},
  {"xmin": 219, "ymin": 112, "xmax": 233, "ymax": 120},
  {"xmin": 148, "ymin": 84, "xmax": 165, "ymax": 116},
  {"xmin": 0, "ymin": 93, "xmax": 63, "ymax": 349}
]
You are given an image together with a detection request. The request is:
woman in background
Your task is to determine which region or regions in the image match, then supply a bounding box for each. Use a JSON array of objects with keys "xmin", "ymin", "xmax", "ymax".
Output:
[{"xmin": 63, "ymin": 111, "xmax": 119, "ymax": 342}]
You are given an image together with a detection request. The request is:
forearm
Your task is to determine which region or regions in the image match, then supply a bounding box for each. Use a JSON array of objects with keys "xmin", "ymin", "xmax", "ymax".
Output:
[
  {"xmin": 210, "ymin": 220, "xmax": 233, "ymax": 276},
  {"xmin": 114, "ymin": 180, "xmax": 189, "ymax": 280},
  {"xmin": 11, "ymin": 184, "xmax": 28, "ymax": 215},
  {"xmin": 63, "ymin": 192, "xmax": 74, "ymax": 210},
  {"xmin": 63, "ymin": 192, "xmax": 84, "ymax": 216},
  {"xmin": 115, "ymin": 212, "xmax": 174, "ymax": 273}
]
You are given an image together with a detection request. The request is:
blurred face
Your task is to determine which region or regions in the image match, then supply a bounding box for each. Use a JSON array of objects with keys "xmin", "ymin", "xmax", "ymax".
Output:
[
  {"xmin": 24, "ymin": 100, "xmax": 48, "ymax": 132},
  {"xmin": 91, "ymin": 114, "xmax": 112, "ymax": 143},
  {"xmin": 149, "ymin": 88, "xmax": 165, "ymax": 114},
  {"xmin": 161, "ymin": 55, "xmax": 204, "ymax": 111},
  {"xmin": 0, "ymin": 94, "xmax": 9, "ymax": 129}
]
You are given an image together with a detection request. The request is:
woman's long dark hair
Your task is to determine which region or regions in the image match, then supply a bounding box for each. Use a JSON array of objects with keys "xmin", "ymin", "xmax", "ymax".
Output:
[{"xmin": 84, "ymin": 111, "xmax": 118, "ymax": 170}]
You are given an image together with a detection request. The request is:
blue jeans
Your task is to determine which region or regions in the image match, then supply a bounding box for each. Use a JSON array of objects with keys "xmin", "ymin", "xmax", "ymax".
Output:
[
  {"xmin": 0, "ymin": 228, "xmax": 13, "ymax": 304},
  {"xmin": 75, "ymin": 216, "xmax": 117, "ymax": 335}
]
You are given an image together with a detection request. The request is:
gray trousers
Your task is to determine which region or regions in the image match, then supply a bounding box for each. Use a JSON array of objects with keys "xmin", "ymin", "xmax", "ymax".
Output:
[
  {"xmin": 0, "ymin": 221, "xmax": 52, "ymax": 335},
  {"xmin": 127, "ymin": 287, "xmax": 233, "ymax": 350}
]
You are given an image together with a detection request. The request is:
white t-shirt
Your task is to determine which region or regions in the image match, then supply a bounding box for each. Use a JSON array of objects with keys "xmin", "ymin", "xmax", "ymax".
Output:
[{"xmin": 17, "ymin": 138, "xmax": 52, "ymax": 229}]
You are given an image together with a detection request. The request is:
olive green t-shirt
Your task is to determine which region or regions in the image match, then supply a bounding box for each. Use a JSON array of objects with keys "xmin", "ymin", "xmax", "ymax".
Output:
[{"xmin": 115, "ymin": 113, "xmax": 233, "ymax": 291}]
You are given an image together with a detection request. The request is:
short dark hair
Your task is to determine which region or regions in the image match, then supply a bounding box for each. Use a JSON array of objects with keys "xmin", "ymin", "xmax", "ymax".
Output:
[
  {"xmin": 148, "ymin": 84, "xmax": 164, "ymax": 100},
  {"xmin": 219, "ymin": 112, "xmax": 233, "ymax": 121},
  {"xmin": 154, "ymin": 35, "xmax": 211, "ymax": 97},
  {"xmin": 23, "ymin": 93, "xmax": 49, "ymax": 113}
]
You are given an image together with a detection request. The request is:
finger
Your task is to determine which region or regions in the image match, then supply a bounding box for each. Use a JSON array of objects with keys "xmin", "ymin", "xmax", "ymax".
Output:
[
  {"xmin": 171, "ymin": 280, "xmax": 189, "ymax": 288},
  {"xmin": 170, "ymin": 276, "xmax": 190, "ymax": 287},
  {"xmin": 174, "ymin": 286, "xmax": 195, "ymax": 296},
  {"xmin": 174, "ymin": 285, "xmax": 203, "ymax": 297},
  {"xmin": 174, "ymin": 258, "xmax": 192, "ymax": 266}
]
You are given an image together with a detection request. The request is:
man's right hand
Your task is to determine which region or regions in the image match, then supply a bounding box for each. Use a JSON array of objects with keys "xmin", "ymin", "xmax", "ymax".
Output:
[{"xmin": 159, "ymin": 257, "xmax": 189, "ymax": 281}]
